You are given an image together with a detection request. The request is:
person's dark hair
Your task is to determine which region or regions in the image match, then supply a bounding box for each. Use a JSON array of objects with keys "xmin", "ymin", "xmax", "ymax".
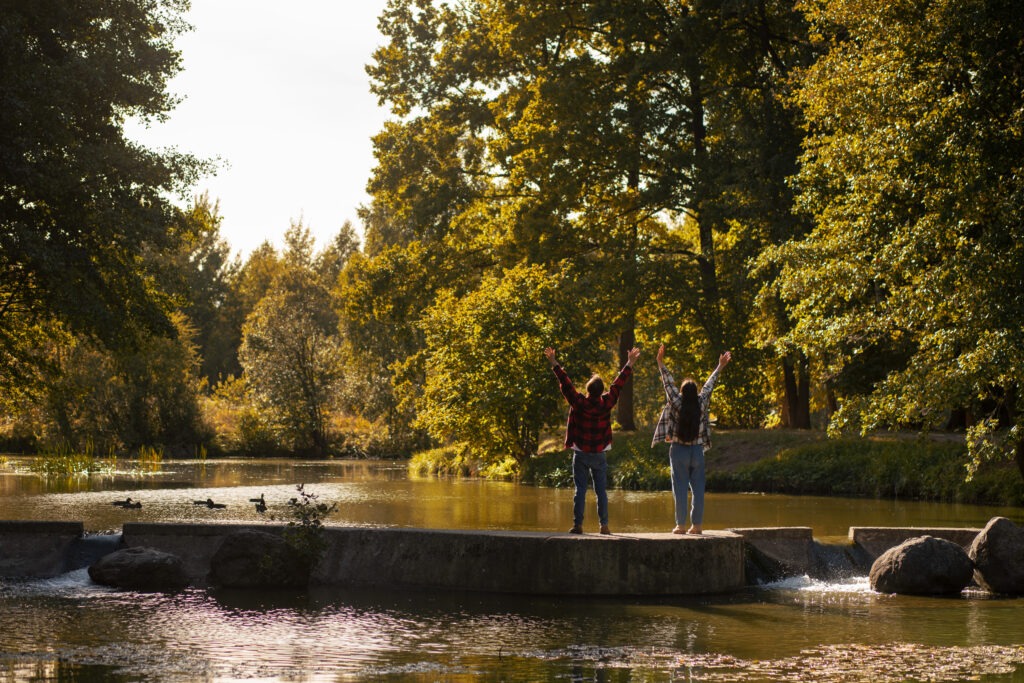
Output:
[
  {"xmin": 585, "ymin": 374, "xmax": 604, "ymax": 397},
  {"xmin": 675, "ymin": 379, "xmax": 700, "ymax": 442}
]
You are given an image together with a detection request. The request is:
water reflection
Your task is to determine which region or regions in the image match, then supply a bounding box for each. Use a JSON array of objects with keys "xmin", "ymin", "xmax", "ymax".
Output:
[
  {"xmin": 2, "ymin": 456, "xmax": 1024, "ymax": 681},
  {"xmin": 2, "ymin": 571, "xmax": 1023, "ymax": 681},
  {"xmin": 2, "ymin": 457, "xmax": 1022, "ymax": 536}
]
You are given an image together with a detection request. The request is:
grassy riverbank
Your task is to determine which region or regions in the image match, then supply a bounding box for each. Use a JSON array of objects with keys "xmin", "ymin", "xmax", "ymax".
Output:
[{"xmin": 411, "ymin": 429, "xmax": 1024, "ymax": 507}]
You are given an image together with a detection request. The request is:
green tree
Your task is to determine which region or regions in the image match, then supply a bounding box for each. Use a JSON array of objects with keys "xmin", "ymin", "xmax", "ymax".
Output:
[
  {"xmin": 316, "ymin": 221, "xmax": 361, "ymax": 286},
  {"xmin": 232, "ymin": 241, "xmax": 284, "ymax": 315},
  {"xmin": 239, "ymin": 226, "xmax": 343, "ymax": 456},
  {"xmin": 334, "ymin": 241, "xmax": 436, "ymax": 451},
  {"xmin": 115, "ymin": 312, "xmax": 208, "ymax": 449},
  {"xmin": 0, "ymin": 0, "xmax": 208, "ymax": 378},
  {"xmin": 157, "ymin": 193, "xmax": 240, "ymax": 384},
  {"xmin": 417, "ymin": 264, "xmax": 585, "ymax": 462},
  {"xmin": 366, "ymin": 0, "xmax": 813, "ymax": 432},
  {"xmin": 771, "ymin": 0, "xmax": 1024, "ymax": 476},
  {"xmin": 210, "ymin": 239, "xmax": 286, "ymax": 388},
  {"xmin": 23, "ymin": 313, "xmax": 207, "ymax": 453}
]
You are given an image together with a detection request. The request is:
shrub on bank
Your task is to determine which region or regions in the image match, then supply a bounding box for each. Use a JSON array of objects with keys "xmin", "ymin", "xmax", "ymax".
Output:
[
  {"xmin": 607, "ymin": 434, "xmax": 671, "ymax": 490},
  {"xmin": 519, "ymin": 449, "xmax": 573, "ymax": 488},
  {"xmin": 410, "ymin": 447, "xmax": 521, "ymax": 480},
  {"xmin": 708, "ymin": 437, "xmax": 1024, "ymax": 506},
  {"xmin": 203, "ymin": 379, "xmax": 424, "ymax": 458},
  {"xmin": 409, "ymin": 445, "xmax": 478, "ymax": 477}
]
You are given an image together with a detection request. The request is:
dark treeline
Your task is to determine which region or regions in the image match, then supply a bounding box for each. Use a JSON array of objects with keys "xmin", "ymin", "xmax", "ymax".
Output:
[{"xmin": 2, "ymin": 0, "xmax": 1022, "ymax": 481}]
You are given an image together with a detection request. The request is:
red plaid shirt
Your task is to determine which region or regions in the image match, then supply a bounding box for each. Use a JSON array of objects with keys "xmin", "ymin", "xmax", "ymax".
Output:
[{"xmin": 552, "ymin": 363, "xmax": 633, "ymax": 453}]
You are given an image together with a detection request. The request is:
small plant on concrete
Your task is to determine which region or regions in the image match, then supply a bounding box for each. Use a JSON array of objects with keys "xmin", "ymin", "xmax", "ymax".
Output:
[{"xmin": 283, "ymin": 483, "xmax": 337, "ymax": 570}]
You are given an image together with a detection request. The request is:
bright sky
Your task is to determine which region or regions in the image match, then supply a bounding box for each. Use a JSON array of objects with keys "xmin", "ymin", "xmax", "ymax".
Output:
[{"xmin": 127, "ymin": 1, "xmax": 391, "ymax": 258}]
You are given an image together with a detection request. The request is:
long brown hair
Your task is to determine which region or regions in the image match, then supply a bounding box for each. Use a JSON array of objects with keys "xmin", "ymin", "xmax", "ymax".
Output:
[{"xmin": 674, "ymin": 379, "xmax": 700, "ymax": 442}]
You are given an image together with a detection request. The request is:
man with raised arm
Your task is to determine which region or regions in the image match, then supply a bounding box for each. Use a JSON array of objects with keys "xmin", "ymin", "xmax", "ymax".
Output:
[{"xmin": 545, "ymin": 345, "xmax": 640, "ymax": 535}]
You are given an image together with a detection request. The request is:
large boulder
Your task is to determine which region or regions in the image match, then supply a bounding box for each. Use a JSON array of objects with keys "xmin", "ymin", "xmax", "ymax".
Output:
[
  {"xmin": 208, "ymin": 529, "xmax": 310, "ymax": 589},
  {"xmin": 88, "ymin": 546, "xmax": 189, "ymax": 592},
  {"xmin": 869, "ymin": 535, "xmax": 973, "ymax": 595},
  {"xmin": 968, "ymin": 517, "xmax": 1024, "ymax": 594}
]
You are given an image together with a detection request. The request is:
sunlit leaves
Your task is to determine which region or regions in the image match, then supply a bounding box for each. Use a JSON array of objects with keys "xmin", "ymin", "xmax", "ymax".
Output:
[
  {"xmin": 365, "ymin": 0, "xmax": 816, "ymax": 433},
  {"xmin": 776, "ymin": 0, "xmax": 1024, "ymax": 471},
  {"xmin": 417, "ymin": 264, "xmax": 582, "ymax": 461}
]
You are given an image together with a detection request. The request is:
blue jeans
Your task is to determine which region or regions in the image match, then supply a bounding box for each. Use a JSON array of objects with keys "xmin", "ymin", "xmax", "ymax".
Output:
[
  {"xmin": 669, "ymin": 443, "xmax": 705, "ymax": 527},
  {"xmin": 572, "ymin": 450, "xmax": 608, "ymax": 527}
]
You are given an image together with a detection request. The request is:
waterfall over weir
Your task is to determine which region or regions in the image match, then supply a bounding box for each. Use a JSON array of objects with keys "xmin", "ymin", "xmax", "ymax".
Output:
[
  {"xmin": 812, "ymin": 539, "xmax": 874, "ymax": 578},
  {"xmin": 66, "ymin": 533, "xmax": 122, "ymax": 572},
  {"xmin": 737, "ymin": 527, "xmax": 877, "ymax": 585}
]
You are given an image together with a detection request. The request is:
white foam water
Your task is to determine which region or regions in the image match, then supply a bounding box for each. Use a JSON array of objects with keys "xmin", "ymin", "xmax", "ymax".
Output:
[
  {"xmin": 763, "ymin": 574, "xmax": 873, "ymax": 593},
  {"xmin": 3, "ymin": 567, "xmax": 116, "ymax": 599}
]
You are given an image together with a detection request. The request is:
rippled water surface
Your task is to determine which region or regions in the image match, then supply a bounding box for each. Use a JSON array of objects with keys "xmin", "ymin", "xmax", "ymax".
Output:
[{"xmin": 1, "ymin": 457, "xmax": 1023, "ymax": 681}]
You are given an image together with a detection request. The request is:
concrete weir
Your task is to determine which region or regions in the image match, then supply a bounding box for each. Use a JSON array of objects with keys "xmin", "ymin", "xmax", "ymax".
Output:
[
  {"xmin": 0, "ymin": 521, "xmax": 84, "ymax": 578},
  {"xmin": 123, "ymin": 523, "xmax": 748, "ymax": 595},
  {"xmin": 0, "ymin": 521, "xmax": 985, "ymax": 595}
]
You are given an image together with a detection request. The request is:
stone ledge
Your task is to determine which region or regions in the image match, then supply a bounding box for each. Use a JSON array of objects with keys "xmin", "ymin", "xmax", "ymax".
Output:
[
  {"xmin": 728, "ymin": 527, "xmax": 816, "ymax": 577},
  {"xmin": 0, "ymin": 520, "xmax": 84, "ymax": 535},
  {"xmin": 122, "ymin": 523, "xmax": 747, "ymax": 594},
  {"xmin": 0, "ymin": 519, "xmax": 84, "ymax": 578},
  {"xmin": 850, "ymin": 527, "xmax": 981, "ymax": 560}
]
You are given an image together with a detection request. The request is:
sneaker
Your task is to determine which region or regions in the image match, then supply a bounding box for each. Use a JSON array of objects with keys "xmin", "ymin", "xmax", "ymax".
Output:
[
  {"xmin": 568, "ymin": 525, "xmax": 583, "ymax": 534},
  {"xmin": 599, "ymin": 525, "xmax": 611, "ymax": 535}
]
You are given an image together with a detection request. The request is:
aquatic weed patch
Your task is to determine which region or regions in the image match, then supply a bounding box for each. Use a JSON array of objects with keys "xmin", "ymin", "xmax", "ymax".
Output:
[{"xmin": 29, "ymin": 452, "xmax": 111, "ymax": 476}]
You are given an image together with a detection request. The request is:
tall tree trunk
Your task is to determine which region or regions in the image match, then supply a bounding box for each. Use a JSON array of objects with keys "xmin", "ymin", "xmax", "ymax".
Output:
[
  {"xmin": 690, "ymin": 73, "xmax": 719, "ymax": 309},
  {"xmin": 616, "ymin": 97, "xmax": 643, "ymax": 434},
  {"xmin": 825, "ymin": 382, "xmax": 838, "ymax": 421},
  {"xmin": 781, "ymin": 352, "xmax": 811, "ymax": 428},
  {"xmin": 686, "ymin": 56, "xmax": 724, "ymax": 353}
]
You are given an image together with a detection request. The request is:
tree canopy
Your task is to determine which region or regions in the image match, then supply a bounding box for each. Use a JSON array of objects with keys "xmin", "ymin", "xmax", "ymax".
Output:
[
  {"xmin": 239, "ymin": 225, "xmax": 344, "ymax": 457},
  {"xmin": 769, "ymin": 0, "xmax": 1024, "ymax": 475},
  {"xmin": 362, "ymin": 0, "xmax": 815, "ymax": 438},
  {"xmin": 3, "ymin": 0, "xmax": 1023, "ymax": 487},
  {"xmin": 0, "ymin": 0, "xmax": 207, "ymax": 368}
]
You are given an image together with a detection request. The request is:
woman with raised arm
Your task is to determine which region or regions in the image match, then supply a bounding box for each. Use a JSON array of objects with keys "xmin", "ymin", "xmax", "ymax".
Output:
[{"xmin": 652, "ymin": 345, "xmax": 731, "ymax": 535}]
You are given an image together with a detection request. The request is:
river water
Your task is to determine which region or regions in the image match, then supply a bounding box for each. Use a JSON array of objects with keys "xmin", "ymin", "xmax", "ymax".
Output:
[{"xmin": 1, "ymin": 457, "xmax": 1023, "ymax": 681}]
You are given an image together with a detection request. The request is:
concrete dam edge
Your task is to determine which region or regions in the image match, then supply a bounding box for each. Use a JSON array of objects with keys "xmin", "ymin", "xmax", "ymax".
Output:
[{"xmin": 0, "ymin": 521, "xmax": 983, "ymax": 595}]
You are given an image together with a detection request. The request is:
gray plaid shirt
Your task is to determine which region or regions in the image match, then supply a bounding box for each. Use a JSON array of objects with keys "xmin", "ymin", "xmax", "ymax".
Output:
[{"xmin": 650, "ymin": 365, "xmax": 720, "ymax": 449}]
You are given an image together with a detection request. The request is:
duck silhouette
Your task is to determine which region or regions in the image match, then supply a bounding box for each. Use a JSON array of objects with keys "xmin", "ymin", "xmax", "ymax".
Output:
[
  {"xmin": 192, "ymin": 498, "xmax": 227, "ymax": 509},
  {"xmin": 112, "ymin": 497, "xmax": 141, "ymax": 509},
  {"xmin": 249, "ymin": 493, "xmax": 267, "ymax": 513}
]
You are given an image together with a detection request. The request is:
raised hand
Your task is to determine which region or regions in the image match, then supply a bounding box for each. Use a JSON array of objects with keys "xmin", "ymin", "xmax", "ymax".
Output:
[{"xmin": 627, "ymin": 347, "xmax": 641, "ymax": 366}]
